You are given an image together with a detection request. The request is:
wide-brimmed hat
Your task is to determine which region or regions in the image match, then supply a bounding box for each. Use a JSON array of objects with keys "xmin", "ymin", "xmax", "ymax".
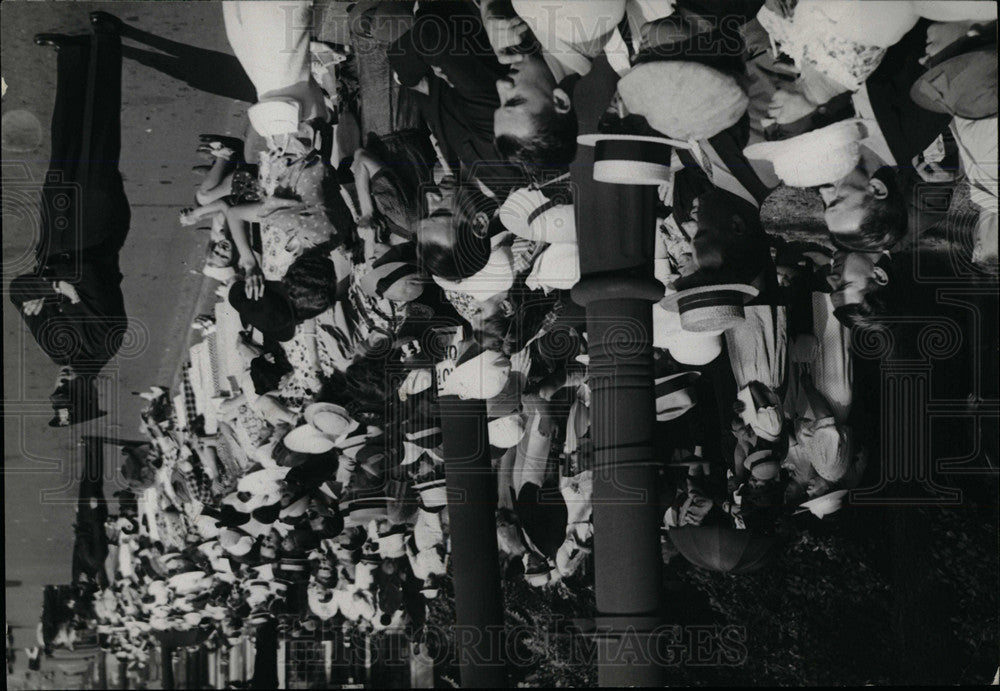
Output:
[
  {"xmin": 743, "ymin": 449, "xmax": 780, "ymax": 481},
  {"xmin": 499, "ymin": 187, "xmax": 577, "ymax": 244},
  {"xmin": 49, "ymin": 376, "xmax": 106, "ymax": 427},
  {"xmin": 796, "ymin": 489, "xmax": 848, "ymax": 519},
  {"xmin": 525, "ymin": 242, "xmax": 581, "ymax": 293},
  {"xmin": 617, "ymin": 61, "xmax": 749, "ymax": 140},
  {"xmin": 343, "ymin": 496, "xmax": 391, "ymax": 524},
  {"xmin": 653, "ymin": 303, "xmax": 724, "ymax": 365},
  {"xmin": 440, "ymin": 342, "xmax": 512, "ymax": 400},
  {"xmin": 228, "ymin": 280, "xmax": 297, "ymax": 342},
  {"xmin": 358, "ymin": 244, "xmax": 422, "ymax": 300},
  {"xmin": 377, "ymin": 524, "xmax": 407, "ymax": 559},
  {"xmin": 413, "ymin": 477, "xmax": 448, "ymax": 510},
  {"xmin": 488, "ymin": 413, "xmax": 526, "ymax": 448},
  {"xmin": 304, "ymin": 403, "xmax": 359, "ymax": 440},
  {"xmin": 219, "ymin": 529, "xmax": 254, "ymax": 557},
  {"xmin": 743, "ymin": 119, "xmax": 869, "ymax": 188},
  {"xmin": 662, "ymin": 275, "xmax": 758, "ymax": 332},
  {"xmin": 577, "ymin": 134, "xmax": 684, "ymax": 185},
  {"xmin": 433, "ymin": 245, "xmax": 515, "ymax": 299},
  {"xmin": 654, "ymin": 371, "xmax": 700, "ymax": 422},
  {"xmin": 736, "ymin": 385, "xmax": 783, "ymax": 443}
]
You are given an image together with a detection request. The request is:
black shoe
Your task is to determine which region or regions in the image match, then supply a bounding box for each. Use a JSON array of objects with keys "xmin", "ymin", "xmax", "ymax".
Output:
[
  {"xmin": 33, "ymin": 33, "xmax": 88, "ymax": 50},
  {"xmin": 89, "ymin": 11, "xmax": 123, "ymax": 35}
]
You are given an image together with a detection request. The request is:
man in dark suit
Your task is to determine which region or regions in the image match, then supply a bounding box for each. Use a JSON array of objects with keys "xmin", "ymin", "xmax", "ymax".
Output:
[
  {"xmin": 9, "ymin": 12, "xmax": 129, "ymax": 426},
  {"xmin": 387, "ymin": 0, "xmax": 526, "ymax": 199}
]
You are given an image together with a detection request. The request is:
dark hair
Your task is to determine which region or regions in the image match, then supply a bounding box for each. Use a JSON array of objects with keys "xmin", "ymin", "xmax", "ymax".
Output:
[
  {"xmin": 495, "ymin": 109, "xmax": 578, "ymax": 173},
  {"xmin": 419, "ymin": 232, "xmax": 491, "ymax": 281},
  {"xmin": 282, "ymin": 249, "xmax": 338, "ymax": 320},
  {"xmin": 417, "ymin": 185, "xmax": 498, "ymax": 281},
  {"xmin": 344, "ymin": 356, "xmax": 390, "ymax": 420},
  {"xmin": 831, "ymin": 254, "xmax": 896, "ymax": 330},
  {"xmin": 831, "ymin": 167, "xmax": 908, "ymax": 252}
]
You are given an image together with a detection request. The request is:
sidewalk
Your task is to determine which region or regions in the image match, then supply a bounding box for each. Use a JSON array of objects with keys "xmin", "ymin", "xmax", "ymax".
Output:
[{"xmin": 2, "ymin": 0, "xmax": 248, "ymax": 653}]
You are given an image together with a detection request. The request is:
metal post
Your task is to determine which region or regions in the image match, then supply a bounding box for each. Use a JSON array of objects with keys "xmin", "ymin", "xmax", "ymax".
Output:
[
  {"xmin": 570, "ymin": 132, "xmax": 666, "ymax": 685},
  {"xmin": 439, "ymin": 395, "xmax": 508, "ymax": 688}
]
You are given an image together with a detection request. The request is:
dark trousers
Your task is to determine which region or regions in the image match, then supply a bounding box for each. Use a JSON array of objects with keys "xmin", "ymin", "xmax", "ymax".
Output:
[
  {"xmin": 39, "ymin": 31, "xmax": 130, "ymax": 264},
  {"xmin": 72, "ymin": 438, "xmax": 109, "ymax": 588}
]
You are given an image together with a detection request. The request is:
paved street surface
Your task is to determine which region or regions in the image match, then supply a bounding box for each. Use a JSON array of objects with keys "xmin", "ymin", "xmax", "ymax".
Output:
[{"xmin": 2, "ymin": 1, "xmax": 248, "ymax": 673}]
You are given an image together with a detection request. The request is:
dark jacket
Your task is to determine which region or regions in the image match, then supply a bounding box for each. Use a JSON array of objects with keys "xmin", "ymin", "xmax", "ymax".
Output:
[
  {"xmin": 388, "ymin": 0, "xmax": 526, "ymax": 198},
  {"xmin": 9, "ymin": 252, "xmax": 127, "ymax": 373}
]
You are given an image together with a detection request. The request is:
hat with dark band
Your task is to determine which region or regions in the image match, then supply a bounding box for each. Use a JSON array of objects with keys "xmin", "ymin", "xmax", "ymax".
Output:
[
  {"xmin": 796, "ymin": 489, "xmax": 848, "ymax": 519},
  {"xmin": 359, "ymin": 244, "xmax": 422, "ymax": 300},
  {"xmin": 577, "ymin": 134, "xmax": 685, "ymax": 185},
  {"xmin": 743, "ymin": 449, "xmax": 780, "ymax": 481},
  {"xmin": 654, "ymin": 371, "xmax": 700, "ymax": 422},
  {"xmin": 343, "ymin": 496, "xmax": 391, "ymax": 524},
  {"xmin": 413, "ymin": 477, "xmax": 448, "ymax": 511},
  {"xmin": 663, "ymin": 274, "xmax": 758, "ymax": 332}
]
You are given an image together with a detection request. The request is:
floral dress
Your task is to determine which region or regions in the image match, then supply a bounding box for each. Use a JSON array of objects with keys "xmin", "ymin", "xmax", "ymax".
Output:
[{"xmin": 259, "ymin": 149, "xmax": 341, "ymax": 280}]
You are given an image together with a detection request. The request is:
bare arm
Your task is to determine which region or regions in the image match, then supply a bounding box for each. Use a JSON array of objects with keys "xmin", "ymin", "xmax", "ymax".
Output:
[
  {"xmin": 224, "ymin": 202, "xmax": 265, "ymax": 298},
  {"xmin": 350, "ymin": 149, "xmax": 383, "ymax": 219}
]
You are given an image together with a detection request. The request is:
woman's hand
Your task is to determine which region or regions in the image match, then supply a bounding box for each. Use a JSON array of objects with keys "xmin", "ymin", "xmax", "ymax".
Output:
[{"xmin": 241, "ymin": 261, "xmax": 264, "ymax": 300}]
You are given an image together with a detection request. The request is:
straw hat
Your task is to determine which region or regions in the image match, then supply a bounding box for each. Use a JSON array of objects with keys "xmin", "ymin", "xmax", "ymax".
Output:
[
  {"xmin": 499, "ymin": 187, "xmax": 577, "ymax": 244},
  {"xmin": 219, "ymin": 529, "xmax": 254, "ymax": 557},
  {"xmin": 618, "ymin": 61, "xmax": 749, "ymax": 140},
  {"xmin": 577, "ymin": 133, "xmax": 683, "ymax": 185},
  {"xmin": 377, "ymin": 524, "xmax": 407, "ymax": 559},
  {"xmin": 736, "ymin": 386, "xmax": 783, "ymax": 443},
  {"xmin": 304, "ymin": 403, "xmax": 359, "ymax": 440},
  {"xmin": 413, "ymin": 477, "xmax": 448, "ymax": 511},
  {"xmin": 796, "ymin": 489, "xmax": 849, "ymax": 519},
  {"xmin": 343, "ymin": 496, "xmax": 392, "ymax": 524},
  {"xmin": 488, "ymin": 413, "xmax": 526, "ymax": 449},
  {"xmin": 358, "ymin": 244, "xmax": 422, "ymax": 300},
  {"xmin": 525, "ymin": 242, "xmax": 580, "ymax": 293},
  {"xmin": 653, "ymin": 303, "xmax": 724, "ymax": 365},
  {"xmin": 743, "ymin": 449, "xmax": 780, "ymax": 481},
  {"xmin": 654, "ymin": 371, "xmax": 700, "ymax": 421},
  {"xmin": 661, "ymin": 280, "xmax": 758, "ymax": 333},
  {"xmin": 743, "ymin": 119, "xmax": 870, "ymax": 188}
]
